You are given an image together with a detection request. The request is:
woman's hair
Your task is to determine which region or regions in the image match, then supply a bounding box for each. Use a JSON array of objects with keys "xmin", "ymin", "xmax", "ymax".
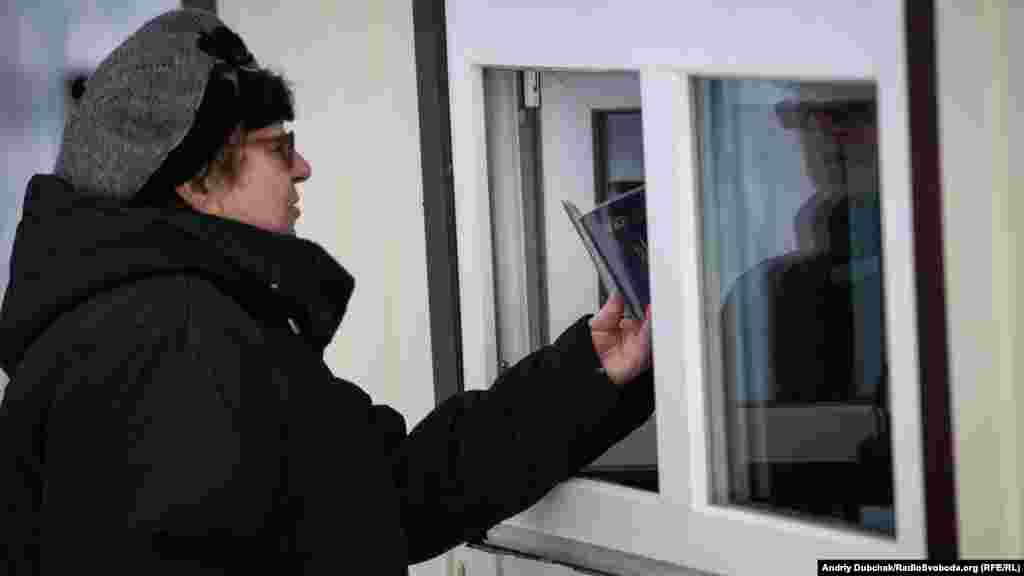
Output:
[{"xmin": 184, "ymin": 127, "xmax": 248, "ymax": 199}]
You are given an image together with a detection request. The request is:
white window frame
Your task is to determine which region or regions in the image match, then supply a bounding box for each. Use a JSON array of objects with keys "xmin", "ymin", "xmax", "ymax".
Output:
[{"xmin": 447, "ymin": 1, "xmax": 927, "ymax": 572}]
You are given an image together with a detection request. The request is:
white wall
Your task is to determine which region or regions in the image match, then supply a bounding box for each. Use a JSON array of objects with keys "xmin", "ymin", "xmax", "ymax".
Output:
[
  {"xmin": 937, "ymin": 0, "xmax": 1023, "ymax": 558},
  {"xmin": 217, "ymin": 1, "xmax": 435, "ymax": 426}
]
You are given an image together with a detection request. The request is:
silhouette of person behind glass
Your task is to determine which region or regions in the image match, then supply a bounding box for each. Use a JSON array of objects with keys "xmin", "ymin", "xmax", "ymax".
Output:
[{"xmin": 721, "ymin": 82, "xmax": 884, "ymax": 405}]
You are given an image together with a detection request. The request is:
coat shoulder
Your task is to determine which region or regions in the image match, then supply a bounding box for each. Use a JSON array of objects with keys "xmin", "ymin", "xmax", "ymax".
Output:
[{"xmin": 38, "ymin": 273, "xmax": 269, "ymax": 364}]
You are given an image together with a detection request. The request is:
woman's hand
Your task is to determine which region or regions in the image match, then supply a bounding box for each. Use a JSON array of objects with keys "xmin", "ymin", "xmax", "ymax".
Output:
[{"xmin": 589, "ymin": 293, "xmax": 652, "ymax": 387}]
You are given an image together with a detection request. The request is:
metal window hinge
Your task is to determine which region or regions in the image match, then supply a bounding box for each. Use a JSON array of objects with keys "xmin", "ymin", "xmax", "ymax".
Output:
[{"xmin": 521, "ymin": 69, "xmax": 540, "ymax": 109}]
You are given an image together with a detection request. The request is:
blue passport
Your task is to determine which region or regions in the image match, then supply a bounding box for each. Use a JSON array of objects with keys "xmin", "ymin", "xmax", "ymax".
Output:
[{"xmin": 562, "ymin": 186, "xmax": 650, "ymax": 320}]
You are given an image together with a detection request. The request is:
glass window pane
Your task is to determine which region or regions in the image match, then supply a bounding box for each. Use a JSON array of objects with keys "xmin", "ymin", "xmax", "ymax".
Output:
[{"xmin": 695, "ymin": 78, "xmax": 894, "ymax": 535}]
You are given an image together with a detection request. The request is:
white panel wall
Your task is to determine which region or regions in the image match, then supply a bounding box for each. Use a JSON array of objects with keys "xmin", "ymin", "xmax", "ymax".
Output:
[
  {"xmin": 937, "ymin": 0, "xmax": 1023, "ymax": 558},
  {"xmin": 217, "ymin": 1, "xmax": 436, "ymax": 428}
]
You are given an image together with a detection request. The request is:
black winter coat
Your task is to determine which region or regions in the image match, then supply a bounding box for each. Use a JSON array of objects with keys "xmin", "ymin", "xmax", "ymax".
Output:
[{"xmin": 0, "ymin": 175, "xmax": 654, "ymax": 574}]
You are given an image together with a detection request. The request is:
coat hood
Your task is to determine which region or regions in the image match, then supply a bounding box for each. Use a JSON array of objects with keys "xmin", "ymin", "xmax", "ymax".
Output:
[{"xmin": 0, "ymin": 175, "xmax": 354, "ymax": 375}]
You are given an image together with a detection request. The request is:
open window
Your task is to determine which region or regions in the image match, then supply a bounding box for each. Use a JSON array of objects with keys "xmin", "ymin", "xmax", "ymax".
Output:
[{"xmin": 483, "ymin": 69, "xmax": 657, "ymax": 494}]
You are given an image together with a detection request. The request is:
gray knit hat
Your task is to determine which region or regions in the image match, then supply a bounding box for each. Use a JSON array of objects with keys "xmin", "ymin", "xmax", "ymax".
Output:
[{"xmin": 55, "ymin": 8, "xmax": 293, "ymax": 201}]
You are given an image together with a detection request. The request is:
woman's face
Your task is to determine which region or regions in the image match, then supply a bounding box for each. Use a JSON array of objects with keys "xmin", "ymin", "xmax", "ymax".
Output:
[{"xmin": 179, "ymin": 124, "xmax": 312, "ymax": 235}]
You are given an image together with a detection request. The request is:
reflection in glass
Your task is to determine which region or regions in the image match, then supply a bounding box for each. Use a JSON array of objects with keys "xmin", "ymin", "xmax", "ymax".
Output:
[{"xmin": 696, "ymin": 79, "xmax": 894, "ymax": 535}]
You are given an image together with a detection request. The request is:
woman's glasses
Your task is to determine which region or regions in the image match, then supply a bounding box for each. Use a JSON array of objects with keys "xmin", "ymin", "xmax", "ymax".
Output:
[{"xmin": 242, "ymin": 131, "xmax": 295, "ymax": 167}]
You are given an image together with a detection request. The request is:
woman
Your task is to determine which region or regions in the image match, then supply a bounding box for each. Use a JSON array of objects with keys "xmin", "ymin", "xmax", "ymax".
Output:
[{"xmin": 0, "ymin": 9, "xmax": 654, "ymax": 574}]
